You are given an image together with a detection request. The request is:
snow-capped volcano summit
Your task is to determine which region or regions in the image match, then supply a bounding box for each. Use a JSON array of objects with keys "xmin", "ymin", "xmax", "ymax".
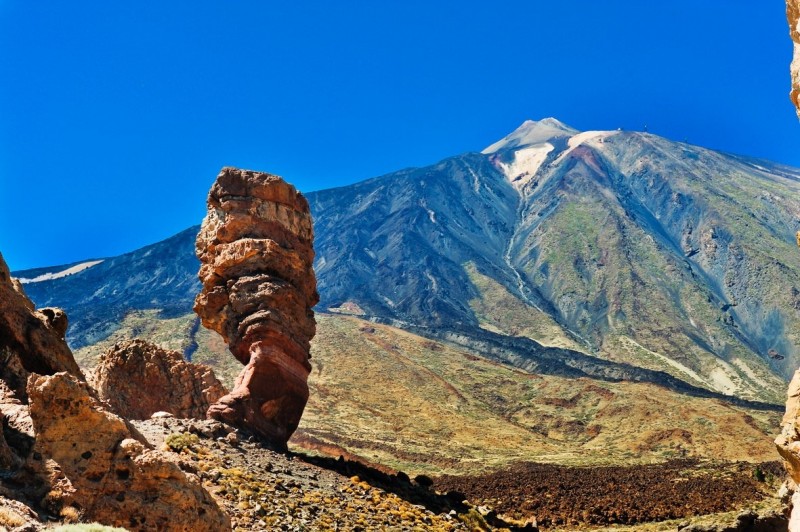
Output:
[{"xmin": 482, "ymin": 118, "xmax": 578, "ymax": 154}]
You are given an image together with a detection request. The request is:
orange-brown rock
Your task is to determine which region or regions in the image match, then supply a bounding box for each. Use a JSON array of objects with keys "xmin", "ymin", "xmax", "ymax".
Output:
[
  {"xmin": 776, "ymin": 368, "xmax": 800, "ymax": 527},
  {"xmin": 777, "ymin": 370, "xmax": 800, "ymax": 484},
  {"xmin": 27, "ymin": 372, "xmax": 229, "ymax": 531},
  {"xmin": 0, "ymin": 252, "xmax": 82, "ymax": 399},
  {"xmin": 0, "ymin": 381, "xmax": 32, "ymax": 470},
  {"xmin": 194, "ymin": 167, "xmax": 318, "ymax": 446},
  {"xmin": 790, "ymin": 0, "xmax": 800, "ymax": 117},
  {"xmin": 90, "ymin": 339, "xmax": 228, "ymax": 420}
]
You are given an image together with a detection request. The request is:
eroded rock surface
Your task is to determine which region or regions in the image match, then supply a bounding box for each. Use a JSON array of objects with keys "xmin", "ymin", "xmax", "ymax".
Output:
[
  {"xmin": 789, "ymin": 0, "xmax": 800, "ymax": 117},
  {"xmin": 195, "ymin": 167, "xmax": 318, "ymax": 446},
  {"xmin": 27, "ymin": 372, "xmax": 229, "ymax": 531},
  {"xmin": 777, "ymin": 371, "xmax": 800, "ymax": 483},
  {"xmin": 0, "ymin": 253, "xmax": 82, "ymax": 399},
  {"xmin": 91, "ymin": 339, "xmax": 227, "ymax": 420},
  {"xmin": 776, "ymin": 369, "xmax": 800, "ymax": 528}
]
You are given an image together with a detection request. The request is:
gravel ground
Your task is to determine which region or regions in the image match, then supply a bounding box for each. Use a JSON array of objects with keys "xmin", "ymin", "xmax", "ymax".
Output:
[{"xmin": 133, "ymin": 416, "xmax": 474, "ymax": 531}]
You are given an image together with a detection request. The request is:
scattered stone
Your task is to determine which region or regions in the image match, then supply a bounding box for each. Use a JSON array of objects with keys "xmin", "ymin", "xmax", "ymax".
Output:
[
  {"xmin": 195, "ymin": 167, "xmax": 318, "ymax": 446},
  {"xmin": 90, "ymin": 339, "xmax": 227, "ymax": 420}
]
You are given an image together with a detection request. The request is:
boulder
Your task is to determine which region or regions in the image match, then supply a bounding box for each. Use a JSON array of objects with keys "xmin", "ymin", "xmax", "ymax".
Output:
[
  {"xmin": 195, "ymin": 167, "xmax": 318, "ymax": 446},
  {"xmin": 0, "ymin": 252, "xmax": 82, "ymax": 400},
  {"xmin": 90, "ymin": 339, "xmax": 227, "ymax": 420},
  {"xmin": 27, "ymin": 372, "xmax": 229, "ymax": 531}
]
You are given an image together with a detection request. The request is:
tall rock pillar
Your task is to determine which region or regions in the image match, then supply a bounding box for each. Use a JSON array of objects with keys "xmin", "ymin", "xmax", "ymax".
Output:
[{"xmin": 194, "ymin": 167, "xmax": 318, "ymax": 447}]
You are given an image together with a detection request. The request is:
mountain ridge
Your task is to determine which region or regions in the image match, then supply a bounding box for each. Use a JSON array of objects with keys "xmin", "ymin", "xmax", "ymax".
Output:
[{"xmin": 14, "ymin": 120, "xmax": 800, "ymax": 404}]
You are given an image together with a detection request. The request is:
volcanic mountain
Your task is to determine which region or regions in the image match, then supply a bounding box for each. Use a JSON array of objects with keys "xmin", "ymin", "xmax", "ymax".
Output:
[{"xmin": 16, "ymin": 119, "xmax": 800, "ymax": 408}]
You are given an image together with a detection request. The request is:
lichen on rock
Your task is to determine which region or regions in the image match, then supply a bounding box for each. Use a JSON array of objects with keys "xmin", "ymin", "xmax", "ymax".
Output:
[{"xmin": 194, "ymin": 167, "xmax": 318, "ymax": 447}]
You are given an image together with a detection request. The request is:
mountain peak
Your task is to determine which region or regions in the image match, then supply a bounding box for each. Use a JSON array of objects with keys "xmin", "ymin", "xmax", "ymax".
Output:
[{"xmin": 482, "ymin": 118, "xmax": 579, "ymax": 154}]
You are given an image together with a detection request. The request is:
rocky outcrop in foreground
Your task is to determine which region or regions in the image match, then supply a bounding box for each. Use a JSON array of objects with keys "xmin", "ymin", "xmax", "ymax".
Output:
[
  {"xmin": 0, "ymin": 249, "xmax": 229, "ymax": 531},
  {"xmin": 91, "ymin": 339, "xmax": 227, "ymax": 420},
  {"xmin": 194, "ymin": 167, "xmax": 318, "ymax": 446},
  {"xmin": 27, "ymin": 372, "xmax": 229, "ymax": 531},
  {"xmin": 790, "ymin": 0, "xmax": 800, "ymax": 118},
  {"xmin": 0, "ymin": 253, "xmax": 82, "ymax": 399},
  {"xmin": 777, "ymin": 369, "xmax": 800, "ymax": 530}
]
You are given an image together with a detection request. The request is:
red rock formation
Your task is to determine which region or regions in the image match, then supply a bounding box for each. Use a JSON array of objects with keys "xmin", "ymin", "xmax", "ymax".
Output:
[
  {"xmin": 789, "ymin": 0, "xmax": 800, "ymax": 118},
  {"xmin": 0, "ymin": 252, "xmax": 82, "ymax": 399},
  {"xmin": 194, "ymin": 167, "xmax": 318, "ymax": 446},
  {"xmin": 90, "ymin": 339, "xmax": 228, "ymax": 420},
  {"xmin": 27, "ymin": 372, "xmax": 229, "ymax": 531}
]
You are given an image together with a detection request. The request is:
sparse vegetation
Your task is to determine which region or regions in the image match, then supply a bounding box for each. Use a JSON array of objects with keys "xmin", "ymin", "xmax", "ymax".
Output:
[
  {"xmin": 295, "ymin": 314, "xmax": 780, "ymax": 475},
  {"xmin": 165, "ymin": 432, "xmax": 200, "ymax": 453},
  {"xmin": 0, "ymin": 507, "xmax": 26, "ymax": 528},
  {"xmin": 52, "ymin": 524, "xmax": 129, "ymax": 532}
]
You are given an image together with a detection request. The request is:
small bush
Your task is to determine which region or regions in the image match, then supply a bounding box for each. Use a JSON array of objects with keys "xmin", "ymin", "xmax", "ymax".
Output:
[
  {"xmin": 458, "ymin": 508, "xmax": 491, "ymax": 531},
  {"xmin": 0, "ymin": 507, "xmax": 26, "ymax": 528},
  {"xmin": 60, "ymin": 505, "xmax": 81, "ymax": 523},
  {"xmin": 165, "ymin": 432, "xmax": 200, "ymax": 453}
]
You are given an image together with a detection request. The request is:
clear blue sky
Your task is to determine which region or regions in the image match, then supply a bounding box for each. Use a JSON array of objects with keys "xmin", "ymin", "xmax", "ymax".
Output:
[{"xmin": 1, "ymin": 1, "xmax": 798, "ymax": 270}]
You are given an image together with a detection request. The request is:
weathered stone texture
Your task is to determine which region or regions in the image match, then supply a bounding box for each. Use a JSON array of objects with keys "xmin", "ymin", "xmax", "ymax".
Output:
[
  {"xmin": 195, "ymin": 167, "xmax": 318, "ymax": 446},
  {"xmin": 27, "ymin": 372, "xmax": 229, "ymax": 531},
  {"xmin": 90, "ymin": 339, "xmax": 227, "ymax": 420},
  {"xmin": 0, "ymin": 253, "xmax": 82, "ymax": 399}
]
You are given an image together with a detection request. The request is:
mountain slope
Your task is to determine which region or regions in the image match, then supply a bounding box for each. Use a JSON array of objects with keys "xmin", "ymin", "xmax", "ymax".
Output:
[
  {"xmin": 310, "ymin": 121, "xmax": 800, "ymax": 402},
  {"xmin": 14, "ymin": 120, "xmax": 800, "ymax": 404},
  {"xmin": 19, "ymin": 226, "xmax": 202, "ymax": 349}
]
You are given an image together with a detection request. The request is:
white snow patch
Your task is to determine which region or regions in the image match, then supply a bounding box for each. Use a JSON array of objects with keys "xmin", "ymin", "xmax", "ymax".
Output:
[
  {"xmin": 567, "ymin": 130, "xmax": 616, "ymax": 150},
  {"xmin": 482, "ymin": 118, "xmax": 577, "ymax": 154},
  {"xmin": 465, "ymin": 165, "xmax": 481, "ymax": 193},
  {"xmin": 18, "ymin": 260, "xmax": 104, "ymax": 284},
  {"xmin": 419, "ymin": 199, "xmax": 437, "ymax": 223},
  {"xmin": 544, "ymin": 130, "xmax": 619, "ymax": 168},
  {"xmin": 496, "ymin": 144, "xmax": 554, "ymax": 191}
]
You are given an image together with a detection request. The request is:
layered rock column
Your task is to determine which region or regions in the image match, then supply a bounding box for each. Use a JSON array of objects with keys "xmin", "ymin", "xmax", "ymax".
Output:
[
  {"xmin": 194, "ymin": 167, "xmax": 318, "ymax": 446},
  {"xmin": 790, "ymin": 0, "xmax": 800, "ymax": 118}
]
